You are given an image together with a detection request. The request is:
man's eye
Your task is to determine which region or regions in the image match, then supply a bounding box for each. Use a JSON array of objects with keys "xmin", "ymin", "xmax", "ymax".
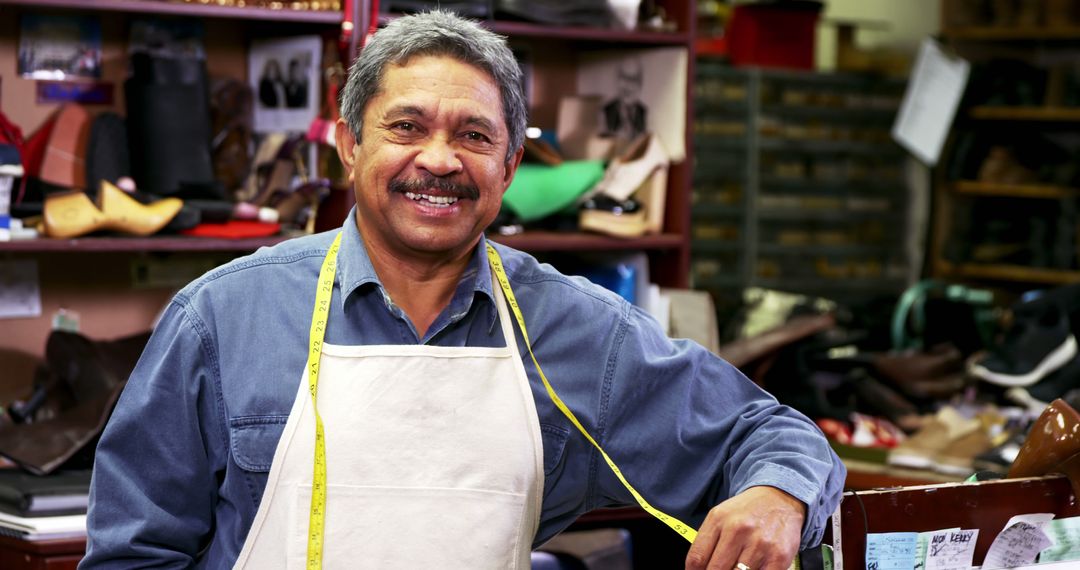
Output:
[
  {"xmin": 464, "ymin": 131, "xmax": 490, "ymax": 143},
  {"xmin": 392, "ymin": 122, "xmax": 416, "ymax": 132}
]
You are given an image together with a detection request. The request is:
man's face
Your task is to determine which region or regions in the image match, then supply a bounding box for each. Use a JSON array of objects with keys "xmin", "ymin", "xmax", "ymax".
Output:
[{"xmin": 338, "ymin": 54, "xmax": 522, "ymax": 262}]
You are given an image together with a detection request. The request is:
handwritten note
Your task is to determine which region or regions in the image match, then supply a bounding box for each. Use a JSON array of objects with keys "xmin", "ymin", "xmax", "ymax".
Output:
[
  {"xmin": 984, "ymin": 521, "xmax": 1053, "ymax": 569},
  {"xmin": 1005, "ymin": 513, "xmax": 1055, "ymax": 529},
  {"xmin": 866, "ymin": 532, "xmax": 918, "ymax": 570},
  {"xmin": 924, "ymin": 529, "xmax": 978, "ymax": 570},
  {"xmin": 1039, "ymin": 516, "xmax": 1080, "ymax": 563},
  {"xmin": 914, "ymin": 528, "xmax": 957, "ymax": 569}
]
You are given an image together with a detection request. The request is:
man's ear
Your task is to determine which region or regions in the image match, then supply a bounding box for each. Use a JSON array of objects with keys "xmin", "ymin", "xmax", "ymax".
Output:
[
  {"xmin": 500, "ymin": 145, "xmax": 525, "ymax": 193},
  {"xmin": 334, "ymin": 119, "xmax": 358, "ymax": 182}
]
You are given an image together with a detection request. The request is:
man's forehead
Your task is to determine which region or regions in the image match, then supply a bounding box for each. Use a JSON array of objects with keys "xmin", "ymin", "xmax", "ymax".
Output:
[{"xmin": 368, "ymin": 56, "xmax": 505, "ymax": 118}]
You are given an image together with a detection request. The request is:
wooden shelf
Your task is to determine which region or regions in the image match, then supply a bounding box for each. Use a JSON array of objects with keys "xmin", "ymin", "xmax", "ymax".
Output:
[
  {"xmin": 487, "ymin": 20, "xmax": 689, "ymax": 45},
  {"xmin": 0, "ymin": 235, "xmax": 291, "ymax": 253},
  {"xmin": 953, "ymin": 180, "xmax": 1075, "ymax": 199},
  {"xmin": 0, "ymin": 0, "xmax": 343, "ymax": 23},
  {"xmin": 842, "ymin": 459, "xmax": 965, "ymax": 490},
  {"xmin": 944, "ymin": 25, "xmax": 1080, "ymax": 40},
  {"xmin": 377, "ymin": 14, "xmax": 689, "ymax": 45},
  {"xmin": 940, "ymin": 262, "xmax": 1080, "ymax": 285},
  {"xmin": 969, "ymin": 105, "xmax": 1080, "ymax": 121},
  {"xmin": 488, "ymin": 231, "xmax": 684, "ymax": 252}
]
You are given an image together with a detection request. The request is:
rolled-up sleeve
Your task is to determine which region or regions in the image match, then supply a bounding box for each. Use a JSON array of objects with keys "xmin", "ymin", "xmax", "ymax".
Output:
[
  {"xmin": 82, "ymin": 300, "xmax": 224, "ymax": 568},
  {"xmin": 595, "ymin": 304, "xmax": 845, "ymax": 550}
]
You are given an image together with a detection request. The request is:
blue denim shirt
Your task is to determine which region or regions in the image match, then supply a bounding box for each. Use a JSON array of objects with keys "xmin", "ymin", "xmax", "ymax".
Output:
[{"xmin": 82, "ymin": 209, "xmax": 844, "ymax": 569}]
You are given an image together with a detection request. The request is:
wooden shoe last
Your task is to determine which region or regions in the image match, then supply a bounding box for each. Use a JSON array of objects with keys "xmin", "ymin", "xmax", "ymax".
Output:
[
  {"xmin": 98, "ymin": 180, "xmax": 182, "ymax": 236},
  {"xmin": 44, "ymin": 180, "xmax": 182, "ymax": 238}
]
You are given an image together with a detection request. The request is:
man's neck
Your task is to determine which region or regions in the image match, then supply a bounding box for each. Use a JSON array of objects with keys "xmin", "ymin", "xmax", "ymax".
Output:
[{"xmin": 362, "ymin": 235, "xmax": 477, "ymax": 340}]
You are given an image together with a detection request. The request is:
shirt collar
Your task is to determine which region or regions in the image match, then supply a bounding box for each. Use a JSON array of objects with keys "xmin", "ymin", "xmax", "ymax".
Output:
[{"xmin": 335, "ymin": 208, "xmax": 499, "ymax": 328}]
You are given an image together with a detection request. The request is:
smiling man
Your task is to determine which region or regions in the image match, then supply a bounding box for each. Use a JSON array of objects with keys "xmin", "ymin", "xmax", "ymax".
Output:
[{"xmin": 82, "ymin": 11, "xmax": 844, "ymax": 570}]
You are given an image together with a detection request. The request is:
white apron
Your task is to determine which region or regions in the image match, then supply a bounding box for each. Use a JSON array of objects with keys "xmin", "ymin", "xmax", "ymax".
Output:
[{"xmin": 233, "ymin": 276, "xmax": 544, "ymax": 569}]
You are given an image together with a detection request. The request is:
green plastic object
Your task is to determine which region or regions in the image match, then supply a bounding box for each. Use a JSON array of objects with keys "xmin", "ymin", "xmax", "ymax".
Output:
[{"xmin": 502, "ymin": 160, "xmax": 604, "ymax": 222}]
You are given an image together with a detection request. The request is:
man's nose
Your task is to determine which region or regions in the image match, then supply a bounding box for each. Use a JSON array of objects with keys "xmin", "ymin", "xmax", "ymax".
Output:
[{"xmin": 414, "ymin": 136, "xmax": 464, "ymax": 177}]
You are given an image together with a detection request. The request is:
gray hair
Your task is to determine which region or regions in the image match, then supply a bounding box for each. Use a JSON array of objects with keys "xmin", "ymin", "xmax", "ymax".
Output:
[{"xmin": 340, "ymin": 10, "xmax": 527, "ymax": 164}]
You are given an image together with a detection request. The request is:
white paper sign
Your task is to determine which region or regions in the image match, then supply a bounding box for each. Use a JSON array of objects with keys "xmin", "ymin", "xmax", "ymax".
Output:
[
  {"xmin": 984, "ymin": 520, "xmax": 1054, "ymax": 569},
  {"xmin": 925, "ymin": 529, "xmax": 978, "ymax": 570},
  {"xmin": 892, "ymin": 38, "xmax": 970, "ymax": 166},
  {"xmin": 0, "ymin": 259, "xmax": 42, "ymax": 319}
]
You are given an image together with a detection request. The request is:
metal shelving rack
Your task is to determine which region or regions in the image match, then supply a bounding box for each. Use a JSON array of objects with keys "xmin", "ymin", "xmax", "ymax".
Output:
[{"xmin": 692, "ymin": 62, "xmax": 913, "ymax": 303}]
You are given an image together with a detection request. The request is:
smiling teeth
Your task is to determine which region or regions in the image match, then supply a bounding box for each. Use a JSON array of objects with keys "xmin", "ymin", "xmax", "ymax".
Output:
[{"xmin": 404, "ymin": 192, "xmax": 459, "ymax": 206}]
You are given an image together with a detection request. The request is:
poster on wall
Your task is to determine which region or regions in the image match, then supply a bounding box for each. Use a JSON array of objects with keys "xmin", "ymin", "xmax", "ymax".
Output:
[
  {"xmin": 577, "ymin": 47, "xmax": 687, "ymax": 161},
  {"xmin": 250, "ymin": 36, "xmax": 322, "ymax": 134},
  {"xmin": 18, "ymin": 14, "xmax": 102, "ymax": 80}
]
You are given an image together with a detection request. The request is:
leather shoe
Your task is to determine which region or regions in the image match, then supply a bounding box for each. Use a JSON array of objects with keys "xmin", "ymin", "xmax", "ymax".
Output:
[
  {"xmin": 872, "ymin": 344, "xmax": 968, "ymax": 400},
  {"xmin": 1008, "ymin": 398, "xmax": 1080, "ymax": 498}
]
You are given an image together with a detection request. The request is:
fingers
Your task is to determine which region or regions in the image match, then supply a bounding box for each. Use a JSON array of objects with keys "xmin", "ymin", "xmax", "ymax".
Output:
[
  {"xmin": 687, "ymin": 487, "xmax": 805, "ymax": 570},
  {"xmin": 684, "ymin": 512, "xmax": 722, "ymax": 570}
]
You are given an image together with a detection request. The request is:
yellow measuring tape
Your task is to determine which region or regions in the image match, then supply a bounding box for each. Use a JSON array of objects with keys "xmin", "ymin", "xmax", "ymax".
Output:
[
  {"xmin": 304, "ymin": 232, "xmax": 340, "ymax": 569},
  {"xmin": 303, "ymin": 234, "xmax": 701, "ymax": 567},
  {"xmin": 485, "ymin": 243, "xmax": 698, "ymax": 543}
]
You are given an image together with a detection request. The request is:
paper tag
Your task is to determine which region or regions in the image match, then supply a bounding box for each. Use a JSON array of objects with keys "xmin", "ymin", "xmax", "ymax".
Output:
[
  {"xmin": 915, "ymin": 528, "xmax": 958, "ymax": 569},
  {"xmin": 1005, "ymin": 513, "xmax": 1055, "ymax": 529},
  {"xmin": 925, "ymin": 529, "xmax": 979, "ymax": 570},
  {"xmin": 866, "ymin": 532, "xmax": 918, "ymax": 570},
  {"xmin": 1039, "ymin": 516, "xmax": 1080, "ymax": 563},
  {"xmin": 984, "ymin": 521, "xmax": 1054, "ymax": 569}
]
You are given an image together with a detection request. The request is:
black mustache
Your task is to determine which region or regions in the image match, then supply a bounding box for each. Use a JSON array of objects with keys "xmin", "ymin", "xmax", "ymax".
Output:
[{"xmin": 389, "ymin": 176, "xmax": 480, "ymax": 200}]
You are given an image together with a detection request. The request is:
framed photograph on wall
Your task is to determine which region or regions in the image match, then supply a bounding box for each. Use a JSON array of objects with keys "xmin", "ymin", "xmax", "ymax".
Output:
[
  {"xmin": 18, "ymin": 14, "xmax": 102, "ymax": 81},
  {"xmin": 577, "ymin": 48, "xmax": 688, "ymax": 161},
  {"xmin": 250, "ymin": 36, "xmax": 322, "ymax": 134}
]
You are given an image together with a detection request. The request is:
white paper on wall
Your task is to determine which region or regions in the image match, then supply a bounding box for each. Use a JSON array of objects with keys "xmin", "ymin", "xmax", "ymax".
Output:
[{"xmin": 892, "ymin": 38, "xmax": 970, "ymax": 167}]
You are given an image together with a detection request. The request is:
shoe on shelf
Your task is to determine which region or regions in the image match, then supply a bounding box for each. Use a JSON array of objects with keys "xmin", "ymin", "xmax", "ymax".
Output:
[
  {"xmin": 969, "ymin": 292, "xmax": 1078, "ymax": 388},
  {"xmin": 973, "ymin": 427, "xmax": 1028, "ymax": 474},
  {"xmin": 585, "ymin": 133, "xmax": 669, "ymax": 203},
  {"xmin": 887, "ymin": 407, "xmax": 980, "ymax": 470},
  {"xmin": 1008, "ymin": 398, "xmax": 1080, "ymax": 498},
  {"xmin": 43, "ymin": 180, "xmax": 183, "ymax": 238},
  {"xmin": 871, "ymin": 343, "xmax": 968, "ymax": 401},
  {"xmin": 578, "ymin": 171, "xmax": 667, "ymax": 238},
  {"xmin": 977, "ymin": 146, "xmax": 1037, "ymax": 186},
  {"xmin": 933, "ymin": 409, "xmax": 1002, "ymax": 476}
]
